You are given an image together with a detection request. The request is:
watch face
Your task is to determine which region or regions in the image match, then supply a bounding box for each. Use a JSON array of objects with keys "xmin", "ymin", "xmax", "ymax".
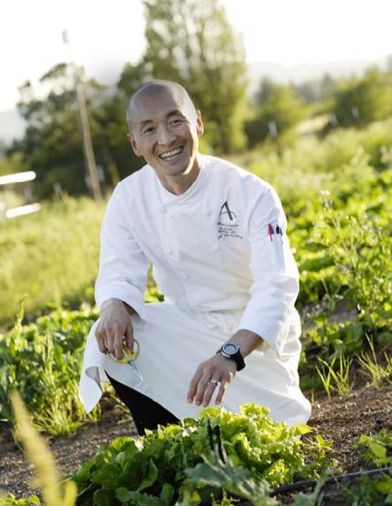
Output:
[{"xmin": 222, "ymin": 343, "xmax": 239, "ymax": 356}]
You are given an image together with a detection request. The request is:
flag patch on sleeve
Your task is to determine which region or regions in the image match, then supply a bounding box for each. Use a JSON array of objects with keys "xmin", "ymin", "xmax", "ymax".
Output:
[{"xmin": 267, "ymin": 222, "xmax": 283, "ymax": 241}]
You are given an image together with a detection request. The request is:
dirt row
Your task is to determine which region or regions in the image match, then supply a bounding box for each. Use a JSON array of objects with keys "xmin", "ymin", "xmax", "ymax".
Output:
[{"xmin": 1, "ymin": 386, "xmax": 391, "ymax": 500}]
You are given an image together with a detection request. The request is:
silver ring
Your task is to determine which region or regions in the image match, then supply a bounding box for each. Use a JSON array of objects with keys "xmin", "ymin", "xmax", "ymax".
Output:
[{"xmin": 209, "ymin": 379, "xmax": 220, "ymax": 386}]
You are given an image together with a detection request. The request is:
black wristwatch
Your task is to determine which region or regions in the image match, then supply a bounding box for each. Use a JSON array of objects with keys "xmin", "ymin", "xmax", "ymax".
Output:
[{"xmin": 216, "ymin": 343, "xmax": 246, "ymax": 371}]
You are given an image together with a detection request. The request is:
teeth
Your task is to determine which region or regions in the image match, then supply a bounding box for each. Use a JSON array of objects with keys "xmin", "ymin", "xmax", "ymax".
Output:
[{"xmin": 160, "ymin": 148, "xmax": 183, "ymax": 160}]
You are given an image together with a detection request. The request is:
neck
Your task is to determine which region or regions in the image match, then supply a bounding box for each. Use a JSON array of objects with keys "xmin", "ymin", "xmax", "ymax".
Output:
[{"xmin": 159, "ymin": 159, "xmax": 201, "ymax": 195}]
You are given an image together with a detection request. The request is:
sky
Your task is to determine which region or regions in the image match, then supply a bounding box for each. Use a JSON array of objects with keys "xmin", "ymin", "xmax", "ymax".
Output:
[{"xmin": 1, "ymin": 0, "xmax": 391, "ymax": 112}]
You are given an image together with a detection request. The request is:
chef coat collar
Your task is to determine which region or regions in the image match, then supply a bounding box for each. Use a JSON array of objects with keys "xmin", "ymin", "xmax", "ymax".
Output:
[{"xmin": 150, "ymin": 154, "xmax": 209, "ymax": 206}]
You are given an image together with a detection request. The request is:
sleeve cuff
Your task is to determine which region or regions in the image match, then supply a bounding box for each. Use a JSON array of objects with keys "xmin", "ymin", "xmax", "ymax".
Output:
[
  {"xmin": 238, "ymin": 308, "xmax": 291, "ymax": 356},
  {"xmin": 95, "ymin": 284, "xmax": 145, "ymax": 319}
]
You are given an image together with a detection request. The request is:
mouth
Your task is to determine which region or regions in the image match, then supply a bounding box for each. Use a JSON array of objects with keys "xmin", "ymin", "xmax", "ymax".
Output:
[{"xmin": 159, "ymin": 147, "xmax": 184, "ymax": 161}]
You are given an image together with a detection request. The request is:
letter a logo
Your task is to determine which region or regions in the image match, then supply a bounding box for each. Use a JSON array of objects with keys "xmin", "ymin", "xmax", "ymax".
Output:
[{"xmin": 218, "ymin": 201, "xmax": 237, "ymax": 224}]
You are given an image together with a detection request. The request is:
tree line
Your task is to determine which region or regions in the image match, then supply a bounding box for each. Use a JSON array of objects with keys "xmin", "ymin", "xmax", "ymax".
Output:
[{"xmin": 3, "ymin": 0, "xmax": 392, "ymax": 197}]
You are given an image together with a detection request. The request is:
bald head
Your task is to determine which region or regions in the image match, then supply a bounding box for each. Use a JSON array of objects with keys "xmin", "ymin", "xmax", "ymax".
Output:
[{"xmin": 126, "ymin": 80, "xmax": 197, "ymax": 132}]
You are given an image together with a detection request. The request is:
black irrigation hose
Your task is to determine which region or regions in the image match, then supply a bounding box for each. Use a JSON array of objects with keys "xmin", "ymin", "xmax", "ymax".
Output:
[
  {"xmin": 270, "ymin": 466, "xmax": 392, "ymax": 496},
  {"xmin": 205, "ymin": 422, "xmax": 391, "ymax": 500}
]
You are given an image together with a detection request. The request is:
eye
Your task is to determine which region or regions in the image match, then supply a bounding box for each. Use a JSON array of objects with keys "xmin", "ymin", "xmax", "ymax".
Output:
[
  {"xmin": 170, "ymin": 118, "xmax": 183, "ymax": 126},
  {"xmin": 143, "ymin": 126, "xmax": 154, "ymax": 134}
]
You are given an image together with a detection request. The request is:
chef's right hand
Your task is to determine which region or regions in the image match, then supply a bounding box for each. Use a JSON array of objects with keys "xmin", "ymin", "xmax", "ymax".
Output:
[{"xmin": 94, "ymin": 298, "xmax": 135, "ymax": 361}]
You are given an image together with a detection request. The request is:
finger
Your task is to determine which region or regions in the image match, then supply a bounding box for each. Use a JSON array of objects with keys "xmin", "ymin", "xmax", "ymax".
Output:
[
  {"xmin": 187, "ymin": 368, "xmax": 202, "ymax": 403},
  {"xmin": 201, "ymin": 380, "xmax": 220, "ymax": 407},
  {"xmin": 124, "ymin": 323, "xmax": 134, "ymax": 351},
  {"xmin": 215, "ymin": 372, "xmax": 233, "ymax": 405},
  {"xmin": 95, "ymin": 328, "xmax": 108, "ymax": 354},
  {"xmin": 104, "ymin": 324, "xmax": 125, "ymax": 357},
  {"xmin": 215, "ymin": 380, "xmax": 228, "ymax": 405},
  {"xmin": 113, "ymin": 331, "xmax": 126, "ymax": 360},
  {"xmin": 194, "ymin": 373, "xmax": 212, "ymax": 406}
]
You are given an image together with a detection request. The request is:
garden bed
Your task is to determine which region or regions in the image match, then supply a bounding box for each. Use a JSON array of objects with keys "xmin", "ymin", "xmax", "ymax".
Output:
[{"xmin": 1, "ymin": 385, "xmax": 391, "ymax": 502}]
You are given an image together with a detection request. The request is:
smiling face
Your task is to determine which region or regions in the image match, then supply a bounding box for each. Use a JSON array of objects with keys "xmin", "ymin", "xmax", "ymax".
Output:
[{"xmin": 127, "ymin": 83, "xmax": 204, "ymax": 193}]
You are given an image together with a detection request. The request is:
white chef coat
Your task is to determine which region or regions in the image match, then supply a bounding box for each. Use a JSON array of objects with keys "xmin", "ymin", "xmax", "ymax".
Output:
[{"xmin": 78, "ymin": 155, "xmax": 311, "ymax": 426}]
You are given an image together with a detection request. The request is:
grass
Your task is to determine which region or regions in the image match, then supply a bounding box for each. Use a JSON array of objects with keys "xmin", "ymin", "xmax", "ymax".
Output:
[
  {"xmin": 0, "ymin": 196, "xmax": 105, "ymax": 327},
  {"xmin": 316, "ymin": 354, "xmax": 354, "ymax": 398},
  {"xmin": 358, "ymin": 337, "xmax": 392, "ymax": 388}
]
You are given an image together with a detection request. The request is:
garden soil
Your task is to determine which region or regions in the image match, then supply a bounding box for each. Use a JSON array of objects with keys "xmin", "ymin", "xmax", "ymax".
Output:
[{"xmin": 1, "ymin": 386, "xmax": 391, "ymax": 501}]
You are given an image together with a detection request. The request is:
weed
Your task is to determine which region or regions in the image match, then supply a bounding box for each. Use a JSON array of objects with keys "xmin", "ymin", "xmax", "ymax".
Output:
[
  {"xmin": 358, "ymin": 337, "xmax": 392, "ymax": 388},
  {"xmin": 316, "ymin": 354, "xmax": 354, "ymax": 398},
  {"xmin": 0, "ymin": 304, "xmax": 101, "ymax": 435}
]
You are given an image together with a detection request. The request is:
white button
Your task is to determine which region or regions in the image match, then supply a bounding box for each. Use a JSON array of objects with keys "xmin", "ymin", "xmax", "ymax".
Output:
[
  {"xmin": 204, "ymin": 209, "xmax": 211, "ymax": 216},
  {"xmin": 207, "ymin": 323, "xmax": 215, "ymax": 330},
  {"xmin": 180, "ymin": 274, "xmax": 189, "ymax": 280},
  {"xmin": 167, "ymin": 249, "xmax": 174, "ymax": 256},
  {"xmin": 211, "ymin": 245, "xmax": 219, "ymax": 252},
  {"xmin": 161, "ymin": 207, "xmax": 167, "ymax": 214}
]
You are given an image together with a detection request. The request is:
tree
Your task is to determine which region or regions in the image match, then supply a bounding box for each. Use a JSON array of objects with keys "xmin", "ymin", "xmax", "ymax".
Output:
[
  {"xmin": 245, "ymin": 85, "xmax": 306, "ymax": 148},
  {"xmin": 254, "ymin": 77, "xmax": 278, "ymax": 107},
  {"xmin": 142, "ymin": 0, "xmax": 248, "ymax": 153},
  {"xmin": 333, "ymin": 69, "xmax": 392, "ymax": 128},
  {"xmin": 291, "ymin": 74, "xmax": 337, "ymax": 104},
  {"xmin": 8, "ymin": 63, "xmax": 146, "ymax": 197},
  {"xmin": 11, "ymin": 64, "xmax": 86, "ymax": 196}
]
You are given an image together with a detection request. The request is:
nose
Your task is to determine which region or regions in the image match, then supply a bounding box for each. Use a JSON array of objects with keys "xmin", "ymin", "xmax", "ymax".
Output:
[{"xmin": 157, "ymin": 125, "xmax": 175, "ymax": 145}]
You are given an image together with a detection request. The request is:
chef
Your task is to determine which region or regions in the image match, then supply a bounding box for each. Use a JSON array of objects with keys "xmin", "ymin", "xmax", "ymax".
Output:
[{"xmin": 78, "ymin": 79, "xmax": 311, "ymax": 434}]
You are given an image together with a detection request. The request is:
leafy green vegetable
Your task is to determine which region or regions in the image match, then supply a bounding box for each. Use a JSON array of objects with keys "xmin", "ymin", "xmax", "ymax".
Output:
[
  {"xmin": 180, "ymin": 454, "xmax": 278, "ymax": 505},
  {"xmin": 70, "ymin": 403, "xmax": 329, "ymax": 505}
]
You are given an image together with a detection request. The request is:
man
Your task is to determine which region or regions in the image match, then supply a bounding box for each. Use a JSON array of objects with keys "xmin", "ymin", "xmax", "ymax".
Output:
[{"xmin": 78, "ymin": 79, "xmax": 311, "ymax": 435}]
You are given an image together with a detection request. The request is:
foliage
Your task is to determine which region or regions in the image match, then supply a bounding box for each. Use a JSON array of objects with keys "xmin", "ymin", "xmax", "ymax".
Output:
[
  {"xmin": 354, "ymin": 430, "xmax": 392, "ymax": 468},
  {"xmin": 0, "ymin": 196, "xmax": 104, "ymax": 326},
  {"xmin": 245, "ymin": 85, "xmax": 306, "ymax": 148},
  {"xmin": 316, "ymin": 355, "xmax": 354, "ymax": 398},
  {"xmin": 339, "ymin": 431, "xmax": 392, "ymax": 505},
  {"xmin": 70, "ymin": 404, "xmax": 327, "ymax": 505},
  {"xmin": 181, "ymin": 454, "xmax": 278, "ymax": 505},
  {"xmin": 0, "ymin": 391, "xmax": 79, "ymax": 506},
  {"xmin": 12, "ymin": 67, "xmax": 88, "ymax": 197},
  {"xmin": 1, "ymin": 118, "xmax": 391, "ymax": 390},
  {"xmin": 0, "ymin": 304, "xmax": 100, "ymax": 435},
  {"xmin": 142, "ymin": 0, "xmax": 248, "ymax": 153},
  {"xmin": 232, "ymin": 120, "xmax": 392, "ymax": 368},
  {"xmin": 293, "ymin": 73, "xmax": 337, "ymax": 105},
  {"xmin": 332, "ymin": 69, "xmax": 392, "ymax": 128},
  {"xmin": 358, "ymin": 336, "xmax": 392, "ymax": 388},
  {"xmin": 11, "ymin": 391, "xmax": 77, "ymax": 505},
  {"xmin": 0, "ymin": 496, "xmax": 41, "ymax": 506},
  {"xmin": 298, "ymin": 193, "xmax": 391, "ymax": 358},
  {"xmin": 0, "ymin": 152, "xmax": 25, "ymax": 176},
  {"xmin": 8, "ymin": 65, "xmax": 142, "ymax": 198}
]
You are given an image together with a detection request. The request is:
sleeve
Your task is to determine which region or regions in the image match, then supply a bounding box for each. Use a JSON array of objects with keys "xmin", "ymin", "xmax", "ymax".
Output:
[
  {"xmin": 238, "ymin": 186, "xmax": 299, "ymax": 355},
  {"xmin": 95, "ymin": 184, "xmax": 149, "ymax": 318}
]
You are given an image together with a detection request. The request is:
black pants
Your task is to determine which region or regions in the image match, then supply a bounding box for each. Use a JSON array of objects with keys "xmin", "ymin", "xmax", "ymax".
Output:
[{"xmin": 106, "ymin": 372, "xmax": 179, "ymax": 435}]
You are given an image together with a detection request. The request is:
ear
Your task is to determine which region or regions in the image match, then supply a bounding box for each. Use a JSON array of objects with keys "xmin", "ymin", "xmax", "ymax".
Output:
[
  {"xmin": 127, "ymin": 133, "xmax": 143, "ymax": 157},
  {"xmin": 196, "ymin": 110, "xmax": 204, "ymax": 138}
]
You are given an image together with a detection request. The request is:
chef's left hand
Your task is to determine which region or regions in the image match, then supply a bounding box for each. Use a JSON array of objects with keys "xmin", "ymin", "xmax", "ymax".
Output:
[{"xmin": 187, "ymin": 354, "xmax": 237, "ymax": 407}]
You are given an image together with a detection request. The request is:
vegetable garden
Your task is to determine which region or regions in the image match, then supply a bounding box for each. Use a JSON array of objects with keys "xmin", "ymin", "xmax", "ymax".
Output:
[{"xmin": 0, "ymin": 119, "xmax": 391, "ymax": 505}]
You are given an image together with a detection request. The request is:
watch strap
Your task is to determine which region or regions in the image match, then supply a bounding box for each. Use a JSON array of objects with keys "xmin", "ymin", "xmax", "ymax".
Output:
[{"xmin": 216, "ymin": 345, "xmax": 246, "ymax": 371}]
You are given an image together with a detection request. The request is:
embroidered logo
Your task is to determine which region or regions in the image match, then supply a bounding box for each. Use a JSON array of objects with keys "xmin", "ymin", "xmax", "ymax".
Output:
[
  {"xmin": 267, "ymin": 222, "xmax": 283, "ymax": 242},
  {"xmin": 217, "ymin": 201, "xmax": 242, "ymax": 239},
  {"xmin": 218, "ymin": 201, "xmax": 237, "ymax": 224}
]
